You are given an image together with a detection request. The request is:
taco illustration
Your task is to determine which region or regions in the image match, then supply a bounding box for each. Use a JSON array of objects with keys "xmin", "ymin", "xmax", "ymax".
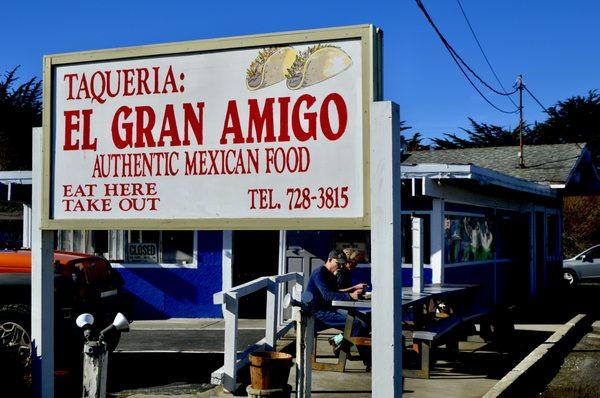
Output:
[
  {"xmin": 285, "ymin": 44, "xmax": 352, "ymax": 90},
  {"xmin": 246, "ymin": 47, "xmax": 297, "ymax": 91}
]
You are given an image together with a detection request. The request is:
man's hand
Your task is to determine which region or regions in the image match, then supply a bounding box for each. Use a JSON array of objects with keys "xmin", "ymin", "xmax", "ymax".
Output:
[
  {"xmin": 351, "ymin": 283, "xmax": 368, "ymax": 292},
  {"xmin": 349, "ymin": 289, "xmax": 364, "ymax": 300}
]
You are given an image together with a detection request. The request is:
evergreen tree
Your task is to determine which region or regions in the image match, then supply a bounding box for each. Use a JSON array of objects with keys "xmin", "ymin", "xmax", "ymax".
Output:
[
  {"xmin": 431, "ymin": 118, "xmax": 526, "ymax": 149},
  {"xmin": 0, "ymin": 67, "xmax": 42, "ymax": 170},
  {"xmin": 530, "ymin": 90, "xmax": 600, "ymax": 162}
]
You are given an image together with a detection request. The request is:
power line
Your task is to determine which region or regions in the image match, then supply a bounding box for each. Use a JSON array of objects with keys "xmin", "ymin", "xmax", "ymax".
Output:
[
  {"xmin": 415, "ymin": 0, "xmax": 518, "ymax": 99},
  {"xmin": 415, "ymin": 0, "xmax": 519, "ymax": 114},
  {"xmin": 455, "ymin": 0, "xmax": 519, "ymax": 109},
  {"xmin": 523, "ymin": 85, "xmax": 548, "ymax": 112}
]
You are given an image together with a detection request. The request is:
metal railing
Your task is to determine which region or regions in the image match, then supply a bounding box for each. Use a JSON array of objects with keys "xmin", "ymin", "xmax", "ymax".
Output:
[{"xmin": 211, "ymin": 272, "xmax": 304, "ymax": 392}]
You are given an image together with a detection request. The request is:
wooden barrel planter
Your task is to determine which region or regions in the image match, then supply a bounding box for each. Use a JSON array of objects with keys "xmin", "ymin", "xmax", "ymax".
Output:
[{"xmin": 249, "ymin": 351, "xmax": 293, "ymax": 390}]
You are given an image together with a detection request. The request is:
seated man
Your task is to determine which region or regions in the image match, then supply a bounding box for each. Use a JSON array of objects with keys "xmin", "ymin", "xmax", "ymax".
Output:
[{"xmin": 306, "ymin": 249, "xmax": 370, "ymax": 340}]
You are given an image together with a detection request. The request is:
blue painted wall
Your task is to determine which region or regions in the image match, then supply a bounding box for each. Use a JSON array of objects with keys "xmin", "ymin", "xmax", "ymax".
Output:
[
  {"xmin": 401, "ymin": 267, "xmax": 433, "ymax": 286},
  {"xmin": 119, "ymin": 231, "xmax": 223, "ymax": 320},
  {"xmin": 117, "ymin": 232, "xmax": 436, "ymax": 319},
  {"xmin": 445, "ymin": 263, "xmax": 495, "ymax": 307}
]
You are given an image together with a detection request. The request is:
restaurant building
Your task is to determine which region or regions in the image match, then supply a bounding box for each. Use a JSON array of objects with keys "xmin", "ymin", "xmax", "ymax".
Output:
[{"xmin": 6, "ymin": 142, "xmax": 599, "ymax": 319}]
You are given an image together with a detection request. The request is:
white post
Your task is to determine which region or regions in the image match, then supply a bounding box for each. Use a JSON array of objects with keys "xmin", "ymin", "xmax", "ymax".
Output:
[
  {"xmin": 277, "ymin": 230, "xmax": 287, "ymax": 326},
  {"xmin": 223, "ymin": 292, "xmax": 239, "ymax": 393},
  {"xmin": 411, "ymin": 216, "xmax": 424, "ymax": 293},
  {"xmin": 295, "ymin": 307, "xmax": 305, "ymax": 398},
  {"xmin": 370, "ymin": 102, "xmax": 403, "ymax": 397},
  {"xmin": 303, "ymin": 315, "xmax": 314, "ymax": 398},
  {"xmin": 31, "ymin": 127, "xmax": 54, "ymax": 397},
  {"xmin": 265, "ymin": 278, "xmax": 278, "ymax": 350},
  {"xmin": 221, "ymin": 230, "xmax": 233, "ymax": 315},
  {"xmin": 293, "ymin": 284, "xmax": 312, "ymax": 398},
  {"xmin": 430, "ymin": 198, "xmax": 444, "ymax": 284},
  {"xmin": 22, "ymin": 203, "xmax": 32, "ymax": 248}
]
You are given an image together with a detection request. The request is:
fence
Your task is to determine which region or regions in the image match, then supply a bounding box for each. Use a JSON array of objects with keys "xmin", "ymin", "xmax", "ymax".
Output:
[{"xmin": 211, "ymin": 272, "xmax": 304, "ymax": 392}]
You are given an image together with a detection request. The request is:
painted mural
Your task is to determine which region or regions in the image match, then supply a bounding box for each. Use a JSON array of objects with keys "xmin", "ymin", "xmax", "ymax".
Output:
[{"xmin": 445, "ymin": 215, "xmax": 493, "ymax": 263}]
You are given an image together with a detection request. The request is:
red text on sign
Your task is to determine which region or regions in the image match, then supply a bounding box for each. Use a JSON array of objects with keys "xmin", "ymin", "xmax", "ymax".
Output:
[
  {"xmin": 111, "ymin": 102, "xmax": 205, "ymax": 149},
  {"xmin": 220, "ymin": 93, "xmax": 348, "ymax": 145},
  {"xmin": 63, "ymin": 109, "xmax": 97, "ymax": 151},
  {"xmin": 247, "ymin": 188, "xmax": 281, "ymax": 210}
]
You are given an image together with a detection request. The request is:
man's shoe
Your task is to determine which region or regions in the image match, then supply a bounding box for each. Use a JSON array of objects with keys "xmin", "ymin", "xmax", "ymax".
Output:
[{"xmin": 328, "ymin": 337, "xmax": 342, "ymax": 357}]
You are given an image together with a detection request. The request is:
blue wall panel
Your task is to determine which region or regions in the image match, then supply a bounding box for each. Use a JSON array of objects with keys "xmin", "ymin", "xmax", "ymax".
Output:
[
  {"xmin": 119, "ymin": 231, "xmax": 223, "ymax": 320},
  {"xmin": 401, "ymin": 267, "xmax": 433, "ymax": 287},
  {"xmin": 445, "ymin": 264, "xmax": 495, "ymax": 306}
]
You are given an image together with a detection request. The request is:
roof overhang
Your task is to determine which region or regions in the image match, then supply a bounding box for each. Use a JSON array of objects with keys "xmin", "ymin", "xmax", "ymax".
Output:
[
  {"xmin": 561, "ymin": 147, "xmax": 600, "ymax": 195},
  {"xmin": 0, "ymin": 171, "xmax": 32, "ymax": 185},
  {"xmin": 401, "ymin": 163, "xmax": 556, "ymax": 198},
  {"xmin": 0, "ymin": 171, "xmax": 32, "ymax": 203}
]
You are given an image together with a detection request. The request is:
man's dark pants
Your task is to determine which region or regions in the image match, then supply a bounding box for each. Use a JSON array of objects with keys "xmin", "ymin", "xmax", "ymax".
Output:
[{"xmin": 312, "ymin": 309, "xmax": 370, "ymax": 336}]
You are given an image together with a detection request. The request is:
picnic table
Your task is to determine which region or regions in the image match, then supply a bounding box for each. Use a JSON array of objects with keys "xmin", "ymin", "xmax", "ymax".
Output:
[
  {"xmin": 312, "ymin": 284, "xmax": 485, "ymax": 375},
  {"xmin": 401, "ymin": 284, "xmax": 488, "ymax": 378}
]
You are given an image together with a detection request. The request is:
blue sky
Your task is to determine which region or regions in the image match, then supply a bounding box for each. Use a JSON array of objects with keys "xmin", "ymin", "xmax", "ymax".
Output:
[{"xmin": 2, "ymin": 1, "xmax": 599, "ymax": 144}]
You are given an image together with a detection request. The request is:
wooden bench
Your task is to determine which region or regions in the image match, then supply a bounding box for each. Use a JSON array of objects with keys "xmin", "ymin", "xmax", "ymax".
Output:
[
  {"xmin": 350, "ymin": 337, "xmax": 372, "ymax": 371},
  {"xmin": 311, "ymin": 313, "xmax": 371, "ymax": 372},
  {"xmin": 403, "ymin": 308, "xmax": 490, "ymax": 379}
]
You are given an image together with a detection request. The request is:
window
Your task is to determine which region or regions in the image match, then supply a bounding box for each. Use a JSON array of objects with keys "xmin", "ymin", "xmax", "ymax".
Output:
[
  {"xmin": 88, "ymin": 231, "xmax": 108, "ymax": 257},
  {"xmin": 127, "ymin": 230, "xmax": 195, "ymax": 265},
  {"xmin": 56, "ymin": 230, "xmax": 86, "ymax": 253},
  {"xmin": 55, "ymin": 229, "xmax": 195, "ymax": 265},
  {"xmin": 495, "ymin": 212, "xmax": 528, "ymax": 260},
  {"xmin": 444, "ymin": 215, "xmax": 493, "ymax": 264},
  {"xmin": 584, "ymin": 246, "xmax": 600, "ymax": 260},
  {"xmin": 56, "ymin": 230, "xmax": 72, "ymax": 251}
]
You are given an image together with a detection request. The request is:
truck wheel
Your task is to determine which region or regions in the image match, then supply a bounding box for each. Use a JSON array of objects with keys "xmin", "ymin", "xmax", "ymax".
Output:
[{"xmin": 0, "ymin": 304, "xmax": 32, "ymax": 389}]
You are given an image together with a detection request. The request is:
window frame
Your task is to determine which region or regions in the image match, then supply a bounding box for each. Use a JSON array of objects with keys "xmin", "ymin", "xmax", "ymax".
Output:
[{"xmin": 56, "ymin": 229, "xmax": 199, "ymax": 268}]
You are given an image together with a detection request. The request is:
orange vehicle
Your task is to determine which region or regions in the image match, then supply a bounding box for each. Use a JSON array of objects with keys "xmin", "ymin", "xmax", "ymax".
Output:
[{"xmin": 0, "ymin": 250, "xmax": 124, "ymax": 388}]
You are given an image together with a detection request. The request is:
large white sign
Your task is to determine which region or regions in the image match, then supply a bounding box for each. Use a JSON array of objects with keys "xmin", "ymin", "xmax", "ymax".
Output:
[{"xmin": 45, "ymin": 26, "xmax": 378, "ymax": 229}]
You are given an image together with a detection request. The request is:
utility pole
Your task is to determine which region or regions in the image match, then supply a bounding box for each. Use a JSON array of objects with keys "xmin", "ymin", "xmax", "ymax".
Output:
[{"xmin": 518, "ymin": 75, "xmax": 525, "ymax": 168}]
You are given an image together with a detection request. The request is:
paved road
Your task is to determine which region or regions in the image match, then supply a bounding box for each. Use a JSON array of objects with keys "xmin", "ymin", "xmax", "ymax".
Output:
[
  {"xmin": 116, "ymin": 328, "xmax": 265, "ymax": 353},
  {"xmin": 541, "ymin": 320, "xmax": 600, "ymax": 398},
  {"xmin": 511, "ymin": 282, "xmax": 600, "ymax": 397}
]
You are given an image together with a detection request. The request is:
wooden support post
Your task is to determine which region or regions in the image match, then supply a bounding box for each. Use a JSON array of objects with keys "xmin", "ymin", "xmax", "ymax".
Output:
[
  {"xmin": 295, "ymin": 308, "xmax": 305, "ymax": 398},
  {"xmin": 412, "ymin": 216, "xmax": 424, "ymax": 294},
  {"xmin": 223, "ymin": 292, "xmax": 239, "ymax": 392},
  {"xmin": 430, "ymin": 199, "xmax": 444, "ymax": 284},
  {"xmin": 303, "ymin": 315, "xmax": 314, "ymax": 398},
  {"xmin": 22, "ymin": 203, "xmax": 32, "ymax": 248},
  {"xmin": 31, "ymin": 127, "xmax": 54, "ymax": 398},
  {"xmin": 221, "ymin": 231, "xmax": 233, "ymax": 315},
  {"xmin": 277, "ymin": 230, "xmax": 287, "ymax": 327},
  {"xmin": 265, "ymin": 278, "xmax": 278, "ymax": 351},
  {"xmin": 293, "ymin": 283, "xmax": 312, "ymax": 398},
  {"xmin": 370, "ymin": 102, "xmax": 403, "ymax": 397}
]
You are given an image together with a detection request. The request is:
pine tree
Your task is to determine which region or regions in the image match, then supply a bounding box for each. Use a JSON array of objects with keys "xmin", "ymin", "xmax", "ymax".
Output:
[{"xmin": 0, "ymin": 67, "xmax": 42, "ymax": 170}]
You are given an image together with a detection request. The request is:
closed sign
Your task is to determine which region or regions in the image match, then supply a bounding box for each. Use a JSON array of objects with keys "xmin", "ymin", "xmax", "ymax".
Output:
[{"xmin": 127, "ymin": 243, "xmax": 158, "ymax": 263}]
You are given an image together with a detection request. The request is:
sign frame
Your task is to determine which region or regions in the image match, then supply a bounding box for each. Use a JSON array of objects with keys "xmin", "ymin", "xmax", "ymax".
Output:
[{"xmin": 42, "ymin": 24, "xmax": 381, "ymax": 230}]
